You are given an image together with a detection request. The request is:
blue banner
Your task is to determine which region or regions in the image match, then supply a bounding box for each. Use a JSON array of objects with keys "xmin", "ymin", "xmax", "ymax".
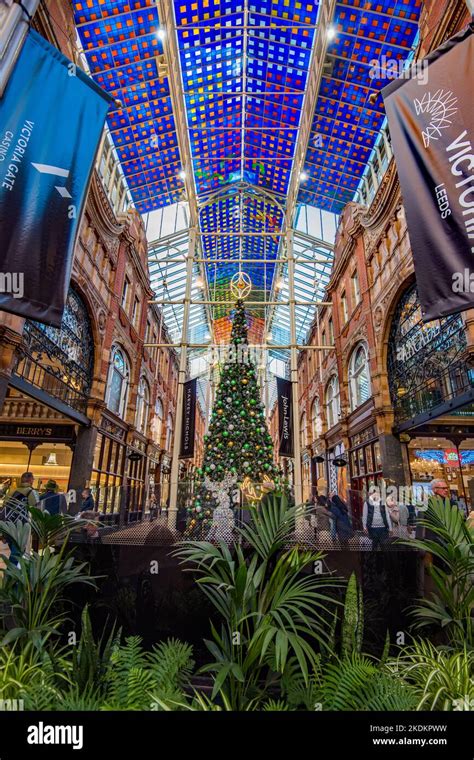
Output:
[{"xmin": 0, "ymin": 30, "xmax": 112, "ymax": 326}]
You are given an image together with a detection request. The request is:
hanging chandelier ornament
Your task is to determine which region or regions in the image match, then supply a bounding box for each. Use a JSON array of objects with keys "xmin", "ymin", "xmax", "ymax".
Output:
[{"xmin": 230, "ymin": 271, "xmax": 252, "ymax": 300}]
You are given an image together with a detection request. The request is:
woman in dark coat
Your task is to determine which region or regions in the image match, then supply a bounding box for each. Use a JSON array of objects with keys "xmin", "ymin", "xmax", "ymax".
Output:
[{"xmin": 329, "ymin": 493, "xmax": 354, "ymax": 544}]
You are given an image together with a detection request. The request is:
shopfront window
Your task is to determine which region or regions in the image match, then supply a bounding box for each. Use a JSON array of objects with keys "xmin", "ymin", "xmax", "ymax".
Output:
[
  {"xmin": 349, "ymin": 343, "xmax": 371, "ymax": 411},
  {"xmin": 407, "ymin": 437, "xmax": 473, "ymax": 508},
  {"xmin": 325, "ymin": 376, "xmax": 340, "ymax": 429},
  {"xmin": 106, "ymin": 346, "xmax": 130, "ymax": 419},
  {"xmin": 349, "ymin": 429, "xmax": 383, "ymax": 525},
  {"xmin": 91, "ymin": 432, "xmax": 126, "ymax": 516}
]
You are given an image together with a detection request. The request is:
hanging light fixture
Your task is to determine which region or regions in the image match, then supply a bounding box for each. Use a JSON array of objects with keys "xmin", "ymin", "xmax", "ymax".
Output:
[{"xmin": 43, "ymin": 452, "xmax": 58, "ymax": 467}]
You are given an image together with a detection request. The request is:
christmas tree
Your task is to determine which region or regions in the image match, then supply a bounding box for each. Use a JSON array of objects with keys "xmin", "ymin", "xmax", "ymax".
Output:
[{"xmin": 186, "ymin": 299, "xmax": 280, "ymax": 535}]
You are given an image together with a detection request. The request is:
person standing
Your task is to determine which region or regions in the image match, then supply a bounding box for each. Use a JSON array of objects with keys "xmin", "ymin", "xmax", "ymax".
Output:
[
  {"xmin": 363, "ymin": 491, "xmax": 391, "ymax": 550},
  {"xmin": 1, "ymin": 472, "xmax": 40, "ymax": 562},
  {"xmin": 314, "ymin": 494, "xmax": 333, "ymax": 547},
  {"xmin": 387, "ymin": 494, "xmax": 409, "ymax": 538},
  {"xmin": 330, "ymin": 493, "xmax": 354, "ymax": 546},
  {"xmin": 81, "ymin": 487, "xmax": 96, "ymax": 512},
  {"xmin": 40, "ymin": 479, "xmax": 67, "ymax": 515},
  {"xmin": 456, "ymin": 495, "xmax": 468, "ymax": 520}
]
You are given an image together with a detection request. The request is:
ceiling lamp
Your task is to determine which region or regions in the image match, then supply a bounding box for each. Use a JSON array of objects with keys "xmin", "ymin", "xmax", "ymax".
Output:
[
  {"xmin": 44, "ymin": 452, "xmax": 58, "ymax": 467},
  {"xmin": 157, "ymin": 28, "xmax": 166, "ymax": 41},
  {"xmin": 299, "ymin": 171, "xmax": 308, "ymax": 181},
  {"xmin": 327, "ymin": 26, "xmax": 336, "ymax": 41},
  {"xmin": 178, "ymin": 170, "xmax": 186, "ymax": 180}
]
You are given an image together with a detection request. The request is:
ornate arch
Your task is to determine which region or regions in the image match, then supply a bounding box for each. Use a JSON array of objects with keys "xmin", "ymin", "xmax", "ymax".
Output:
[{"xmin": 16, "ymin": 286, "xmax": 95, "ymax": 414}]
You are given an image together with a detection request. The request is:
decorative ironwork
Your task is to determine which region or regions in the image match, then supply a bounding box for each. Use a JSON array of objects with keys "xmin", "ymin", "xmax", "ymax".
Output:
[
  {"xmin": 100, "ymin": 415, "xmax": 127, "ymax": 441},
  {"xmin": 15, "ymin": 289, "xmax": 94, "ymax": 415},
  {"xmin": 387, "ymin": 283, "xmax": 474, "ymax": 424}
]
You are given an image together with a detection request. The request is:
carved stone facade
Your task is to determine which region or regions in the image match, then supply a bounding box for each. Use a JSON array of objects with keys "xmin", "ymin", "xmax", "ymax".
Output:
[
  {"xmin": 0, "ymin": 1, "xmax": 180, "ymax": 515},
  {"xmin": 298, "ymin": 0, "xmax": 473, "ymax": 511}
]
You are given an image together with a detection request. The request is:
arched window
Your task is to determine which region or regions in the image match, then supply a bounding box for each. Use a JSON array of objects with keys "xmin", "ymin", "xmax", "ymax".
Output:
[
  {"xmin": 325, "ymin": 376, "xmax": 340, "ymax": 429},
  {"xmin": 165, "ymin": 413, "xmax": 173, "ymax": 452},
  {"xmin": 349, "ymin": 343, "xmax": 371, "ymax": 410},
  {"xmin": 311, "ymin": 397, "xmax": 321, "ymax": 440},
  {"xmin": 300, "ymin": 412, "xmax": 307, "ymax": 450},
  {"xmin": 105, "ymin": 346, "xmax": 130, "ymax": 418},
  {"xmin": 151, "ymin": 398, "xmax": 163, "ymax": 445},
  {"xmin": 135, "ymin": 376, "xmax": 150, "ymax": 434}
]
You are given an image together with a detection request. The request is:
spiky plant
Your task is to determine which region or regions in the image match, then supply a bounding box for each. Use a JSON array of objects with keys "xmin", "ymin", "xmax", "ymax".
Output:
[
  {"xmin": 174, "ymin": 492, "xmax": 342, "ymax": 710},
  {"xmin": 400, "ymin": 498, "xmax": 474, "ymax": 647},
  {"xmin": 387, "ymin": 639, "xmax": 474, "ymax": 711}
]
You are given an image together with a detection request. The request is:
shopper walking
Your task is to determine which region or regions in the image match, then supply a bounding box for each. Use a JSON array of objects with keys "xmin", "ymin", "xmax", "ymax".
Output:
[
  {"xmin": 363, "ymin": 490, "xmax": 391, "ymax": 550},
  {"xmin": 330, "ymin": 493, "xmax": 354, "ymax": 546},
  {"xmin": 387, "ymin": 494, "xmax": 409, "ymax": 538}
]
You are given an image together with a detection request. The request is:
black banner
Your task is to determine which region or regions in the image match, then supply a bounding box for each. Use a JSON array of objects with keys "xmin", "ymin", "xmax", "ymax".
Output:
[
  {"xmin": 382, "ymin": 22, "xmax": 474, "ymax": 321},
  {"xmin": 180, "ymin": 378, "xmax": 197, "ymax": 458},
  {"xmin": 277, "ymin": 376, "xmax": 293, "ymax": 457},
  {"xmin": 0, "ymin": 30, "xmax": 112, "ymax": 326}
]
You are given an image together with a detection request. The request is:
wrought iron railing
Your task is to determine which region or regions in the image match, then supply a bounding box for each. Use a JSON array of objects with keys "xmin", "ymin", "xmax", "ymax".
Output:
[
  {"xmin": 13, "ymin": 294, "xmax": 93, "ymax": 416},
  {"xmin": 393, "ymin": 364, "xmax": 474, "ymax": 425}
]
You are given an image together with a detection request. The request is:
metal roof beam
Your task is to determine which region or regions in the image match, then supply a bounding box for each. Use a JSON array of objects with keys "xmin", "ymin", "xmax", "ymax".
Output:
[
  {"xmin": 284, "ymin": 0, "xmax": 337, "ymax": 229},
  {"xmin": 156, "ymin": 0, "xmax": 212, "ymax": 334}
]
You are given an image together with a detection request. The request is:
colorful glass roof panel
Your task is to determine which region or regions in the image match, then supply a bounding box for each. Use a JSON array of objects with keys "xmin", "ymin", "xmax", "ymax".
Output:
[
  {"xmin": 74, "ymin": 0, "xmax": 184, "ymax": 212},
  {"xmin": 298, "ymin": 0, "xmax": 422, "ymax": 213}
]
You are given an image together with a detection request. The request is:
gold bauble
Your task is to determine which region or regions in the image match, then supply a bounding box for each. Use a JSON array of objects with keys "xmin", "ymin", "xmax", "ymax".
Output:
[
  {"xmin": 242, "ymin": 378, "xmax": 248, "ymax": 385},
  {"xmin": 217, "ymin": 408, "xmax": 224, "ymax": 415}
]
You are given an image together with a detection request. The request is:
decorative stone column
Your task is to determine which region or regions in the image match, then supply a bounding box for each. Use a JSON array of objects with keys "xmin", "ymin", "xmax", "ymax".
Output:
[
  {"xmin": 67, "ymin": 400, "xmax": 104, "ymax": 512},
  {"xmin": 377, "ymin": 432, "xmax": 408, "ymax": 486}
]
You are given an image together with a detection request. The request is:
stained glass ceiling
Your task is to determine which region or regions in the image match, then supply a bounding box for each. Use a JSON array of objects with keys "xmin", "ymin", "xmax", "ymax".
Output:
[
  {"xmin": 300, "ymin": 0, "xmax": 422, "ymax": 213},
  {"xmin": 73, "ymin": 0, "xmax": 422, "ymax": 338}
]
